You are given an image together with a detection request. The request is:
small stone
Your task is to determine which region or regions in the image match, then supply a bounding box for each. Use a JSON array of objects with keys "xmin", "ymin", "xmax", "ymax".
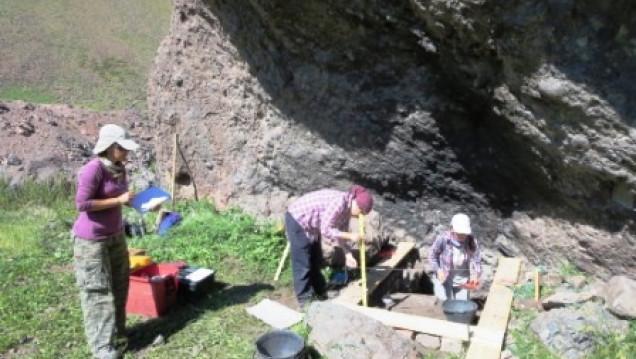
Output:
[
  {"xmin": 542, "ymin": 273, "xmax": 562, "ymax": 287},
  {"xmin": 418, "ymin": 37, "xmax": 437, "ymax": 53},
  {"xmin": 414, "ymin": 333, "xmax": 440, "ymax": 349},
  {"xmin": 393, "ymin": 328, "xmax": 414, "ymax": 340},
  {"xmin": 570, "ymin": 134, "xmax": 589, "ymax": 149},
  {"xmin": 537, "ymin": 77, "xmax": 568, "ymax": 98},
  {"xmin": 565, "ymin": 275, "xmax": 587, "ymax": 289},
  {"xmin": 393, "ymin": 228, "xmax": 406, "ymax": 240},
  {"xmin": 18, "ymin": 122, "xmax": 35, "ymax": 136},
  {"xmin": 440, "ymin": 337, "xmax": 462, "ymax": 354},
  {"xmin": 152, "ymin": 334, "xmax": 165, "ymax": 346},
  {"xmin": 6, "ymin": 153, "xmax": 22, "ymax": 166}
]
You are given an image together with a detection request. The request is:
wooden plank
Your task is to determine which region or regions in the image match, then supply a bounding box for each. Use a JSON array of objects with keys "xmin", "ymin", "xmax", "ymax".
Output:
[
  {"xmin": 333, "ymin": 301, "xmax": 504, "ymax": 343},
  {"xmin": 334, "ymin": 241, "xmax": 416, "ymax": 304},
  {"xmin": 465, "ymin": 286, "xmax": 513, "ymax": 358},
  {"xmin": 380, "ymin": 241, "xmax": 416, "ymax": 267},
  {"xmin": 465, "ymin": 257, "xmax": 521, "ymax": 359},
  {"xmin": 492, "ymin": 257, "xmax": 522, "ymax": 286},
  {"xmin": 332, "ymin": 255, "xmax": 521, "ymax": 359},
  {"xmin": 477, "ymin": 285, "xmax": 515, "ymax": 328}
]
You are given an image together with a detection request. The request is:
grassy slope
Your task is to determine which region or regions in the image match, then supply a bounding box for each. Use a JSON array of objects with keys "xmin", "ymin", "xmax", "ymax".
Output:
[{"xmin": 0, "ymin": 0, "xmax": 171, "ymax": 111}]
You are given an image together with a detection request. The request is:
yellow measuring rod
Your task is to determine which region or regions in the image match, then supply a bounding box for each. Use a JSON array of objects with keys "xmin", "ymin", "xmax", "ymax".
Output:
[{"xmin": 359, "ymin": 214, "xmax": 367, "ymax": 307}]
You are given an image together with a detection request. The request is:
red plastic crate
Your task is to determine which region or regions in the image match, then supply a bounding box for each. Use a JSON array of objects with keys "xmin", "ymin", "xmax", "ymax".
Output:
[{"xmin": 126, "ymin": 264, "xmax": 180, "ymax": 317}]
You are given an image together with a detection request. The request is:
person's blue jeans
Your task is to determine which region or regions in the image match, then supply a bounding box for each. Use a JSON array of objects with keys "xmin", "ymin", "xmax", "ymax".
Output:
[{"xmin": 432, "ymin": 273, "xmax": 469, "ymax": 301}]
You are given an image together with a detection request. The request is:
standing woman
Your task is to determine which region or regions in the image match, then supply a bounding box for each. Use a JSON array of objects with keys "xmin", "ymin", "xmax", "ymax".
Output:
[
  {"xmin": 72, "ymin": 124, "xmax": 138, "ymax": 359},
  {"xmin": 285, "ymin": 185, "xmax": 374, "ymax": 309},
  {"xmin": 428, "ymin": 213, "xmax": 482, "ymax": 301}
]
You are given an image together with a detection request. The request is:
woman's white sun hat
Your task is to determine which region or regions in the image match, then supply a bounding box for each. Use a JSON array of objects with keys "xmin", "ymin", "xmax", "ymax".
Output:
[
  {"xmin": 451, "ymin": 213, "xmax": 472, "ymax": 234},
  {"xmin": 92, "ymin": 124, "xmax": 139, "ymax": 154}
]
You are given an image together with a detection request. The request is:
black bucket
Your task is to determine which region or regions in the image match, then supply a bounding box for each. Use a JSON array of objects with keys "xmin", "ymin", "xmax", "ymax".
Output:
[
  {"xmin": 442, "ymin": 299, "xmax": 478, "ymax": 324},
  {"xmin": 254, "ymin": 330, "xmax": 306, "ymax": 359}
]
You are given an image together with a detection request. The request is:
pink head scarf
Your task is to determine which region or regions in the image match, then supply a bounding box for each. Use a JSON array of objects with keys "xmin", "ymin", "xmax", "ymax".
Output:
[{"xmin": 349, "ymin": 185, "xmax": 373, "ymax": 214}]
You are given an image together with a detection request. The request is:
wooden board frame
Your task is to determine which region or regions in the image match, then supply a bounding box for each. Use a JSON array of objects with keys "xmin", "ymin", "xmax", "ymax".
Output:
[
  {"xmin": 465, "ymin": 257, "xmax": 521, "ymax": 359},
  {"xmin": 333, "ymin": 255, "xmax": 522, "ymax": 359}
]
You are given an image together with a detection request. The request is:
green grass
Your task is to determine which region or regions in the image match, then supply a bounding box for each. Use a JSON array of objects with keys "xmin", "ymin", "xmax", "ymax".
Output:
[
  {"xmin": 0, "ymin": 179, "xmax": 293, "ymax": 358},
  {"xmin": 0, "ymin": 0, "xmax": 172, "ymax": 111},
  {"xmin": 509, "ymin": 307, "xmax": 636, "ymax": 359},
  {"xmin": 0, "ymin": 178, "xmax": 75, "ymax": 254},
  {"xmin": 509, "ymin": 290, "xmax": 636, "ymax": 359},
  {"xmin": 559, "ymin": 261, "xmax": 584, "ymax": 277},
  {"xmin": 1, "ymin": 179, "xmax": 634, "ymax": 358},
  {"xmin": 0, "ymin": 85, "xmax": 59, "ymax": 104},
  {"xmin": 589, "ymin": 320, "xmax": 636, "ymax": 359},
  {"xmin": 508, "ymin": 309, "xmax": 560, "ymax": 359}
]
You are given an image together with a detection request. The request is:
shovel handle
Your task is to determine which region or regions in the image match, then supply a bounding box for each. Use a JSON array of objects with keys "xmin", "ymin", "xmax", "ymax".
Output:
[{"xmin": 274, "ymin": 242, "xmax": 290, "ymax": 281}]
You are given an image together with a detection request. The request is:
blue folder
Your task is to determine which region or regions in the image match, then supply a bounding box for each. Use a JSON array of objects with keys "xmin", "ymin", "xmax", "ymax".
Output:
[{"xmin": 130, "ymin": 186, "xmax": 171, "ymax": 213}]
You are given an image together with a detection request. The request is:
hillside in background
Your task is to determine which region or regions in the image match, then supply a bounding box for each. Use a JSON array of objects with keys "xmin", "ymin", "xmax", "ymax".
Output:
[{"xmin": 0, "ymin": 0, "xmax": 171, "ymax": 111}]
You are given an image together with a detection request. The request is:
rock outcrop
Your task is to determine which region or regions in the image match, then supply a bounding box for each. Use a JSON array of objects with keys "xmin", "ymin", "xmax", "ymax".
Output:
[{"xmin": 144, "ymin": 0, "xmax": 635, "ymax": 278}]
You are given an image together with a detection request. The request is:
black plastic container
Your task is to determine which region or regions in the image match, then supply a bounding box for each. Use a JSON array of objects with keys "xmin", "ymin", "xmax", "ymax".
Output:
[
  {"xmin": 177, "ymin": 267, "xmax": 215, "ymax": 296},
  {"xmin": 442, "ymin": 299, "xmax": 478, "ymax": 324},
  {"xmin": 254, "ymin": 330, "xmax": 306, "ymax": 359}
]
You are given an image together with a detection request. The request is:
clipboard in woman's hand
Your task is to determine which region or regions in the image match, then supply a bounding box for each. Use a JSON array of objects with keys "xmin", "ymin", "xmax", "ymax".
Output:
[{"xmin": 130, "ymin": 186, "xmax": 171, "ymax": 213}]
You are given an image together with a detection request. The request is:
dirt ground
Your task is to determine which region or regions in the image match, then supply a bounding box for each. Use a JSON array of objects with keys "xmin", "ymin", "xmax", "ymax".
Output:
[
  {"xmin": 269, "ymin": 286, "xmax": 299, "ymax": 310},
  {"xmin": 0, "ymin": 100, "xmax": 150, "ymax": 183}
]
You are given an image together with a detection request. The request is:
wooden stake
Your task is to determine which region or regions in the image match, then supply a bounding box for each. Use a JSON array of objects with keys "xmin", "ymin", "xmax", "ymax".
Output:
[
  {"xmin": 171, "ymin": 133, "xmax": 178, "ymax": 207},
  {"xmin": 534, "ymin": 269, "xmax": 540, "ymax": 301},
  {"xmin": 274, "ymin": 242, "xmax": 290, "ymax": 281},
  {"xmin": 359, "ymin": 214, "xmax": 367, "ymax": 307}
]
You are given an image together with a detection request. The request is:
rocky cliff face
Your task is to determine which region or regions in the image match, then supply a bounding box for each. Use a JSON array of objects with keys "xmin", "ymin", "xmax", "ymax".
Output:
[{"xmin": 147, "ymin": 0, "xmax": 636, "ymax": 278}]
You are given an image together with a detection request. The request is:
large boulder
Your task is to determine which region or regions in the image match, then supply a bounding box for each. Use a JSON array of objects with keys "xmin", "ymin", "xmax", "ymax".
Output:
[
  {"xmin": 306, "ymin": 301, "xmax": 425, "ymax": 359},
  {"xmin": 604, "ymin": 275, "xmax": 636, "ymax": 319},
  {"xmin": 530, "ymin": 302, "xmax": 629, "ymax": 359},
  {"xmin": 147, "ymin": 0, "xmax": 636, "ymax": 278}
]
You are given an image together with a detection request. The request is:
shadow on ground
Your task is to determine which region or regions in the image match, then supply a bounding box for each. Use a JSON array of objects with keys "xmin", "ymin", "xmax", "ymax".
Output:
[{"xmin": 125, "ymin": 281, "xmax": 275, "ymax": 353}]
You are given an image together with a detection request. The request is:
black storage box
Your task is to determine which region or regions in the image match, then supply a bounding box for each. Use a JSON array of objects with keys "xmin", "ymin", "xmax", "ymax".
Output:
[{"xmin": 177, "ymin": 267, "xmax": 215, "ymax": 296}]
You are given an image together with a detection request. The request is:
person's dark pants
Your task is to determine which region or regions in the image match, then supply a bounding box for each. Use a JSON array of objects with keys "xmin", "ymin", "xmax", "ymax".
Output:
[{"xmin": 284, "ymin": 212, "xmax": 326, "ymax": 307}]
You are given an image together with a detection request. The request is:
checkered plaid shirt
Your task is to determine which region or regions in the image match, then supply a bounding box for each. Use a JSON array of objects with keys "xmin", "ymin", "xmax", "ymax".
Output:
[
  {"xmin": 288, "ymin": 189, "xmax": 353, "ymax": 243},
  {"xmin": 428, "ymin": 230, "xmax": 482, "ymax": 277}
]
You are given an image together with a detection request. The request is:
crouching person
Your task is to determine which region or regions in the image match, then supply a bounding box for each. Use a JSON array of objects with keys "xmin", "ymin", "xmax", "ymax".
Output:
[
  {"xmin": 322, "ymin": 209, "xmax": 389, "ymax": 268},
  {"xmin": 284, "ymin": 185, "xmax": 373, "ymax": 309}
]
